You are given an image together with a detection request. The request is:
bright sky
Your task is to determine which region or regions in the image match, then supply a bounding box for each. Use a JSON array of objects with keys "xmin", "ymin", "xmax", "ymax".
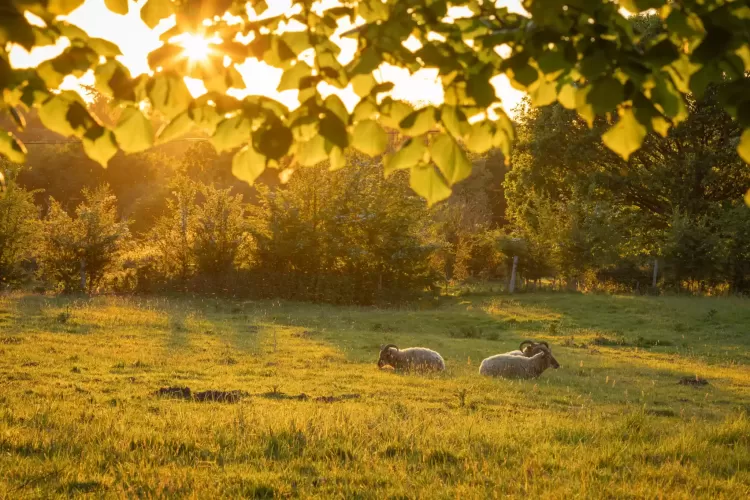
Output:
[{"xmin": 9, "ymin": 0, "xmax": 527, "ymax": 114}]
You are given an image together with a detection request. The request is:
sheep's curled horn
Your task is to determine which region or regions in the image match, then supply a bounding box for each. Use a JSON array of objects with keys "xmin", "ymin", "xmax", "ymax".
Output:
[
  {"xmin": 519, "ymin": 340, "xmax": 535, "ymax": 351},
  {"xmin": 380, "ymin": 344, "xmax": 398, "ymax": 353}
]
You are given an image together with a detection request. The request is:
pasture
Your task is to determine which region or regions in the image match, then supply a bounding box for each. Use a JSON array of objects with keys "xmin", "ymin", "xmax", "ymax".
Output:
[{"xmin": 0, "ymin": 292, "xmax": 748, "ymax": 498}]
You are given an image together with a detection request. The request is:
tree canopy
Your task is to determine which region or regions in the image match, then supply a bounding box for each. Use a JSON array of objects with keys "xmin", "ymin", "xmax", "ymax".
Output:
[{"xmin": 1, "ymin": 0, "xmax": 749, "ymax": 203}]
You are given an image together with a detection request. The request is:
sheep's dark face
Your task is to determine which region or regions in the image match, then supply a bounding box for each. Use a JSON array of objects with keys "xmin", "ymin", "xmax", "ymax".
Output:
[
  {"xmin": 540, "ymin": 346, "xmax": 560, "ymax": 369},
  {"xmin": 532, "ymin": 345, "xmax": 560, "ymax": 369},
  {"xmin": 378, "ymin": 345, "xmax": 398, "ymax": 368}
]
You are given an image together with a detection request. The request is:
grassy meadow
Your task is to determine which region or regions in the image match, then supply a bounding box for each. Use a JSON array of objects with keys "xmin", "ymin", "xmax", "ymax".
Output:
[{"xmin": 0, "ymin": 292, "xmax": 748, "ymax": 498}]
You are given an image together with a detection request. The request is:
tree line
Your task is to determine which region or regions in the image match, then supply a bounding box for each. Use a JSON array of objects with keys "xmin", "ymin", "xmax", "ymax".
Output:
[{"xmin": 2, "ymin": 73, "xmax": 749, "ymax": 302}]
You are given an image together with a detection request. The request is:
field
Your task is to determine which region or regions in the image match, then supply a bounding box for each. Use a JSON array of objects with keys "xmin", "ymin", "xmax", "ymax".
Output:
[{"xmin": 0, "ymin": 292, "xmax": 748, "ymax": 499}]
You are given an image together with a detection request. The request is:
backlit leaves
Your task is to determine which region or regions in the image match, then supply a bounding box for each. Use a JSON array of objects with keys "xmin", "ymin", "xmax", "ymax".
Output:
[
  {"xmin": 0, "ymin": 131, "xmax": 26, "ymax": 164},
  {"xmin": 738, "ymin": 129, "xmax": 750, "ymax": 164},
  {"xmin": 385, "ymin": 138, "xmax": 427, "ymax": 177},
  {"xmin": 3, "ymin": 0, "xmax": 750, "ymax": 203},
  {"xmin": 82, "ymin": 126, "xmax": 118, "ymax": 167},
  {"xmin": 141, "ymin": 0, "xmax": 175, "ymax": 29},
  {"xmin": 113, "ymin": 106, "xmax": 154, "ymax": 153},
  {"xmin": 211, "ymin": 115, "xmax": 251, "ymax": 153},
  {"xmin": 232, "ymin": 144, "xmax": 267, "ymax": 185},
  {"xmin": 104, "ymin": 0, "xmax": 129, "ymax": 15},
  {"xmin": 410, "ymin": 165, "xmax": 451, "ymax": 206},
  {"xmin": 602, "ymin": 108, "xmax": 647, "ymax": 161},
  {"xmin": 157, "ymin": 111, "xmax": 193, "ymax": 143},
  {"xmin": 147, "ymin": 73, "xmax": 191, "ymax": 119},
  {"xmin": 351, "ymin": 120, "xmax": 388, "ymax": 157},
  {"xmin": 428, "ymin": 134, "xmax": 471, "ymax": 185}
]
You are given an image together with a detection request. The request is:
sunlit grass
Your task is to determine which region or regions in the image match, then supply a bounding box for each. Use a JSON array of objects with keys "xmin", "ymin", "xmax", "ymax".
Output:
[{"xmin": 0, "ymin": 292, "xmax": 748, "ymax": 497}]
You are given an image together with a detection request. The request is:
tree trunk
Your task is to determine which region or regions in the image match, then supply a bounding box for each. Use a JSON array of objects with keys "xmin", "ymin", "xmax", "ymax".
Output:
[
  {"xmin": 509, "ymin": 255, "xmax": 518, "ymax": 293},
  {"xmin": 652, "ymin": 259, "xmax": 659, "ymax": 288}
]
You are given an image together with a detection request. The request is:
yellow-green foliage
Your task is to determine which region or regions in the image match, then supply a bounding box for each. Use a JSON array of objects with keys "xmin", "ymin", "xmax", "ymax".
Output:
[{"xmin": 0, "ymin": 293, "xmax": 748, "ymax": 498}]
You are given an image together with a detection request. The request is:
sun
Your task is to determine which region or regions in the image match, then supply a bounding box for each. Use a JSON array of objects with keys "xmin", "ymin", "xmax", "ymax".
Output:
[{"xmin": 179, "ymin": 34, "xmax": 213, "ymax": 62}]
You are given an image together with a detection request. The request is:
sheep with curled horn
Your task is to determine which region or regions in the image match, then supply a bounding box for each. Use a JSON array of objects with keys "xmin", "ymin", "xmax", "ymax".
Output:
[
  {"xmin": 479, "ymin": 343, "xmax": 560, "ymax": 379},
  {"xmin": 507, "ymin": 340, "xmax": 550, "ymax": 357},
  {"xmin": 377, "ymin": 344, "xmax": 446, "ymax": 372}
]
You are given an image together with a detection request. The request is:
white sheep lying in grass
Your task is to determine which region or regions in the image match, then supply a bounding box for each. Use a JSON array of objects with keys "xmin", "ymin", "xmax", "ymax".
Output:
[
  {"xmin": 377, "ymin": 344, "xmax": 446, "ymax": 372},
  {"xmin": 479, "ymin": 344, "xmax": 560, "ymax": 379}
]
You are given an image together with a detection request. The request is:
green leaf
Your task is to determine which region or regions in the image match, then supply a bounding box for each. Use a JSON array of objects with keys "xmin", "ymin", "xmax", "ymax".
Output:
[
  {"xmin": 113, "ymin": 106, "xmax": 154, "ymax": 153},
  {"xmin": 602, "ymin": 108, "xmax": 647, "ymax": 161},
  {"xmin": 37, "ymin": 61, "xmax": 65, "ymax": 89},
  {"xmin": 466, "ymin": 121, "xmax": 494, "ymax": 154},
  {"xmin": 87, "ymin": 38, "xmax": 123, "ymax": 57},
  {"xmin": 557, "ymin": 82, "xmax": 577, "ymax": 109},
  {"xmin": 738, "ymin": 129, "xmax": 750, "ymax": 164},
  {"xmin": 0, "ymin": 131, "xmax": 27, "ymax": 164},
  {"xmin": 351, "ymin": 73, "xmax": 377, "ymax": 98},
  {"xmin": 104, "ymin": 0, "xmax": 129, "ymax": 15},
  {"xmin": 210, "ymin": 115, "xmax": 251, "ymax": 153},
  {"xmin": 574, "ymin": 85, "xmax": 595, "ymax": 127},
  {"xmin": 232, "ymin": 144, "xmax": 266, "ymax": 185},
  {"xmin": 429, "ymin": 133, "xmax": 472, "ymax": 185},
  {"xmin": 745, "ymin": 189, "xmax": 750, "ymax": 208},
  {"xmin": 95, "ymin": 60, "xmax": 135, "ymax": 101},
  {"xmin": 410, "ymin": 165, "xmax": 451, "ymax": 206},
  {"xmin": 156, "ymin": 111, "xmax": 193, "ymax": 143},
  {"xmin": 256, "ymin": 122, "xmax": 293, "ymax": 160},
  {"xmin": 324, "ymin": 95, "xmax": 349, "ymax": 124},
  {"xmin": 385, "ymin": 137, "xmax": 428, "ymax": 177},
  {"xmin": 141, "ymin": 0, "xmax": 175, "ymax": 29},
  {"xmin": 467, "ymin": 73, "xmax": 496, "ymax": 108},
  {"xmin": 328, "ymin": 146, "xmax": 346, "ymax": 171},
  {"xmin": 380, "ymin": 99, "xmax": 414, "ymax": 130},
  {"xmin": 226, "ymin": 66, "xmax": 245, "ymax": 89},
  {"xmin": 48, "ymin": 0, "xmax": 85, "ymax": 15},
  {"xmin": 189, "ymin": 104, "xmax": 221, "ymax": 134},
  {"xmin": 39, "ymin": 96, "xmax": 76, "ymax": 137},
  {"xmin": 351, "ymin": 120, "xmax": 388, "ymax": 157},
  {"xmin": 529, "ymin": 79, "xmax": 557, "ymax": 107},
  {"xmin": 296, "ymin": 135, "xmax": 329, "ymax": 167},
  {"xmin": 644, "ymin": 40, "xmax": 680, "ymax": 68},
  {"xmin": 588, "ymin": 77, "xmax": 624, "ymax": 114},
  {"xmin": 440, "ymin": 105, "xmax": 470, "ymax": 141},
  {"xmin": 65, "ymin": 100, "xmax": 98, "ymax": 137},
  {"xmin": 353, "ymin": 99, "xmax": 378, "ymax": 122},
  {"xmin": 278, "ymin": 62, "xmax": 312, "ymax": 91},
  {"xmin": 82, "ymin": 126, "xmax": 117, "ymax": 167},
  {"xmin": 359, "ymin": 0, "xmax": 389, "ymax": 22},
  {"xmin": 280, "ymin": 31, "xmax": 312, "ymax": 56},
  {"xmin": 399, "ymin": 107, "xmax": 437, "ymax": 137},
  {"xmin": 319, "ymin": 112, "xmax": 348, "ymax": 148},
  {"xmin": 147, "ymin": 73, "xmax": 191, "ymax": 119},
  {"xmin": 651, "ymin": 76, "xmax": 686, "ymax": 123}
]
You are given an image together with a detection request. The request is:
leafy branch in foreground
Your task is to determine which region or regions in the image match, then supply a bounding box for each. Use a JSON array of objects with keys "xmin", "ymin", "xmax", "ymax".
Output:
[{"xmin": 1, "ymin": 0, "xmax": 749, "ymax": 204}]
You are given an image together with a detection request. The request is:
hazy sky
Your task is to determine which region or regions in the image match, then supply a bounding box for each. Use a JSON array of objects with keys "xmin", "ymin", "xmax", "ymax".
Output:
[{"xmin": 11, "ymin": 0, "xmax": 526, "ymax": 113}]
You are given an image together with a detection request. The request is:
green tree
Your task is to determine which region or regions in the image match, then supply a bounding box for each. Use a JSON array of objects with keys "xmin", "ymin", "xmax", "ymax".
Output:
[
  {"xmin": 147, "ymin": 174, "xmax": 198, "ymax": 284},
  {"xmin": 39, "ymin": 185, "xmax": 130, "ymax": 293},
  {"xmin": 1, "ymin": 1, "xmax": 748, "ymax": 204},
  {"xmin": 508, "ymin": 78, "xmax": 750, "ymax": 291},
  {"xmin": 0, "ymin": 165, "xmax": 41, "ymax": 287},
  {"xmin": 193, "ymin": 182, "xmax": 252, "ymax": 283},
  {"xmin": 251, "ymin": 156, "xmax": 435, "ymax": 304}
]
